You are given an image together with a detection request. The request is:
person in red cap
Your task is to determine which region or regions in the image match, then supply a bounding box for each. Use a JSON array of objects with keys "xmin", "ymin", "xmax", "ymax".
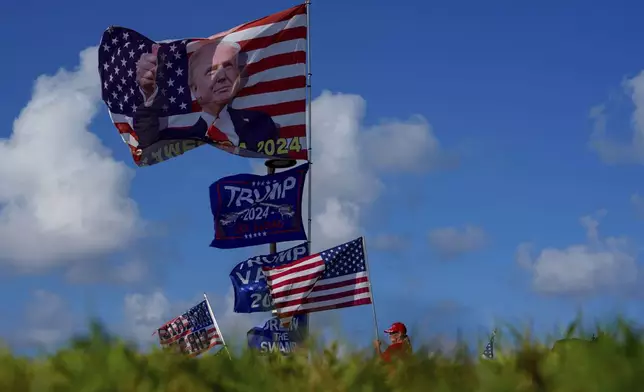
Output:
[{"xmin": 374, "ymin": 322, "xmax": 412, "ymax": 362}]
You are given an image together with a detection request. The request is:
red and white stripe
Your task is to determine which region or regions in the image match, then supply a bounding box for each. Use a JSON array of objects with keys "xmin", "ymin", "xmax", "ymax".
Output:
[
  {"xmin": 157, "ymin": 316, "xmax": 191, "ymax": 345},
  {"xmin": 158, "ymin": 317, "xmax": 223, "ymax": 356},
  {"xmin": 262, "ymin": 254, "xmax": 373, "ymax": 320},
  {"xmin": 112, "ymin": 4, "xmax": 307, "ymax": 160},
  {"xmin": 188, "ymin": 327, "xmax": 223, "ymax": 357}
]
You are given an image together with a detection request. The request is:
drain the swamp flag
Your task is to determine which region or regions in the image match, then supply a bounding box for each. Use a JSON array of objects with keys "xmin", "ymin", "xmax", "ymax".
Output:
[
  {"xmin": 209, "ymin": 162, "xmax": 308, "ymax": 249},
  {"xmin": 247, "ymin": 314, "xmax": 308, "ymax": 355}
]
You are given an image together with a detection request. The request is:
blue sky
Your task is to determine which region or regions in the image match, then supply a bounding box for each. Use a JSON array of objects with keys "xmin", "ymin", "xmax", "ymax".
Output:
[{"xmin": 1, "ymin": 0, "xmax": 644, "ymax": 354}]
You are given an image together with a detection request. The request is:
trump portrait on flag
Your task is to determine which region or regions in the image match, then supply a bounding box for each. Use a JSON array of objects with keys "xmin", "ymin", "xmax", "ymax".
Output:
[
  {"xmin": 98, "ymin": 5, "xmax": 308, "ymax": 167},
  {"xmin": 133, "ymin": 38, "xmax": 278, "ymax": 153}
]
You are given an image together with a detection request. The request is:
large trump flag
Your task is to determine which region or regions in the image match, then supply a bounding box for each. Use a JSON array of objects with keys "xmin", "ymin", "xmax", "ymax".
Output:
[{"xmin": 98, "ymin": 4, "xmax": 307, "ymax": 167}]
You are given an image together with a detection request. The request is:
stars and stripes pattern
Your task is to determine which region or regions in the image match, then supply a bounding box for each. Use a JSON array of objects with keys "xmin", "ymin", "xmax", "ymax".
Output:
[
  {"xmin": 99, "ymin": 28, "xmax": 191, "ymax": 155},
  {"xmin": 156, "ymin": 300, "xmax": 224, "ymax": 357},
  {"xmin": 481, "ymin": 330, "xmax": 496, "ymax": 360},
  {"xmin": 99, "ymin": 30, "xmax": 191, "ymax": 117},
  {"xmin": 262, "ymin": 237, "xmax": 373, "ymax": 321},
  {"xmin": 98, "ymin": 4, "xmax": 308, "ymax": 166}
]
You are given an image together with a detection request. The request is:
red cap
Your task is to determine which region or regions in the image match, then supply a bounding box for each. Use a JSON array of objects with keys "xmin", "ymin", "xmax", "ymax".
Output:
[{"xmin": 384, "ymin": 322, "xmax": 407, "ymax": 335}]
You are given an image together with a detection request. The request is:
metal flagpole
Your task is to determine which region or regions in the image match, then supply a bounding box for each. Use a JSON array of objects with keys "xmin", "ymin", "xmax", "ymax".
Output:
[
  {"xmin": 203, "ymin": 292, "xmax": 232, "ymax": 360},
  {"xmin": 265, "ymin": 0, "xmax": 313, "ymax": 341},
  {"xmin": 264, "ymin": 163, "xmax": 279, "ymax": 254},
  {"xmin": 305, "ymin": 0, "xmax": 313, "ymax": 252},
  {"xmin": 303, "ymin": 0, "xmax": 313, "ymax": 342},
  {"xmin": 361, "ymin": 236, "xmax": 380, "ymax": 345}
]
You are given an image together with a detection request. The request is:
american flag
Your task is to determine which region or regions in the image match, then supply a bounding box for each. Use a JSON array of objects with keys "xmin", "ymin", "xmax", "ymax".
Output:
[
  {"xmin": 261, "ymin": 237, "xmax": 373, "ymax": 321},
  {"xmin": 156, "ymin": 300, "xmax": 224, "ymax": 357},
  {"xmin": 481, "ymin": 330, "xmax": 495, "ymax": 360},
  {"xmin": 98, "ymin": 4, "xmax": 308, "ymax": 167}
]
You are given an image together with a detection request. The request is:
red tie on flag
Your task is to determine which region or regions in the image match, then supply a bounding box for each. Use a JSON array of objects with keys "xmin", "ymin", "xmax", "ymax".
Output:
[
  {"xmin": 207, "ymin": 123, "xmax": 231, "ymax": 144},
  {"xmin": 262, "ymin": 237, "xmax": 373, "ymax": 322}
]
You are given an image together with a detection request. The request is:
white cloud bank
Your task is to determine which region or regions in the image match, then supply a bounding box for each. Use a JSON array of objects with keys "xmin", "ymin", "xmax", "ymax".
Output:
[
  {"xmin": 516, "ymin": 210, "xmax": 639, "ymax": 294},
  {"xmin": 0, "ymin": 47, "xmax": 143, "ymax": 273},
  {"xmin": 262, "ymin": 90, "xmax": 456, "ymax": 251},
  {"xmin": 589, "ymin": 70, "xmax": 644, "ymax": 164}
]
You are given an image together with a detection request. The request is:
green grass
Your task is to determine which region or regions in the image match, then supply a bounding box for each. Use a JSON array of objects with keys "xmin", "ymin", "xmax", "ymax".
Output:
[{"xmin": 2, "ymin": 320, "xmax": 644, "ymax": 391}]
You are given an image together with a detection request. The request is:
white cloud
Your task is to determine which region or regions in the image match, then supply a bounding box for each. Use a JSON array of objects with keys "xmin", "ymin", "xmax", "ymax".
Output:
[
  {"xmin": 517, "ymin": 211, "xmax": 639, "ymax": 294},
  {"xmin": 19, "ymin": 290, "xmax": 75, "ymax": 349},
  {"xmin": 66, "ymin": 257, "xmax": 150, "ymax": 284},
  {"xmin": 371, "ymin": 233, "xmax": 408, "ymax": 252},
  {"xmin": 631, "ymin": 193, "xmax": 644, "ymax": 219},
  {"xmin": 123, "ymin": 290, "xmax": 172, "ymax": 344},
  {"xmin": 304, "ymin": 92, "xmax": 382, "ymax": 250},
  {"xmin": 255, "ymin": 91, "xmax": 454, "ymax": 251},
  {"xmin": 589, "ymin": 70, "xmax": 644, "ymax": 164},
  {"xmin": 0, "ymin": 46, "xmax": 143, "ymax": 272},
  {"xmin": 428, "ymin": 225, "xmax": 487, "ymax": 259},
  {"xmin": 362, "ymin": 115, "xmax": 457, "ymax": 172}
]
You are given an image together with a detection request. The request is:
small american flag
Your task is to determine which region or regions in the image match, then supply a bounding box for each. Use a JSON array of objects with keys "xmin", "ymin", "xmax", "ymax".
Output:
[
  {"xmin": 262, "ymin": 237, "xmax": 373, "ymax": 321},
  {"xmin": 98, "ymin": 4, "xmax": 308, "ymax": 167},
  {"xmin": 481, "ymin": 330, "xmax": 495, "ymax": 360},
  {"xmin": 157, "ymin": 300, "xmax": 224, "ymax": 357}
]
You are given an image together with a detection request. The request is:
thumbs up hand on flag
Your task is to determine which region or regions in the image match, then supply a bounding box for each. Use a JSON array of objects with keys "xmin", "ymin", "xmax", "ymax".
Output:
[{"xmin": 136, "ymin": 44, "xmax": 159, "ymax": 99}]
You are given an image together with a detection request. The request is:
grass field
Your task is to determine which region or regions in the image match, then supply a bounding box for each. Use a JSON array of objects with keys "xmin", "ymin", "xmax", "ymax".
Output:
[{"xmin": 2, "ymin": 320, "xmax": 644, "ymax": 391}]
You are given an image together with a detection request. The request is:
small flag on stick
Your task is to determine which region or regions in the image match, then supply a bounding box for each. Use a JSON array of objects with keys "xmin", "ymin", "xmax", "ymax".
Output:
[
  {"xmin": 155, "ymin": 295, "xmax": 229, "ymax": 358},
  {"xmin": 481, "ymin": 329, "xmax": 496, "ymax": 360}
]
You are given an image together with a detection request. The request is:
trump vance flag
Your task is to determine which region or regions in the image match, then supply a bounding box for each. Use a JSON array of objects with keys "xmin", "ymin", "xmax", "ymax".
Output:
[
  {"xmin": 230, "ymin": 241, "xmax": 309, "ymax": 313},
  {"xmin": 261, "ymin": 237, "xmax": 373, "ymax": 320},
  {"xmin": 157, "ymin": 300, "xmax": 224, "ymax": 357},
  {"xmin": 98, "ymin": 4, "xmax": 307, "ymax": 167}
]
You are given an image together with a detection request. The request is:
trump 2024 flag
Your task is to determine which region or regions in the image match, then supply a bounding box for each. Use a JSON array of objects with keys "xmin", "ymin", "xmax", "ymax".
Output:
[
  {"xmin": 262, "ymin": 237, "xmax": 373, "ymax": 320},
  {"xmin": 98, "ymin": 4, "xmax": 307, "ymax": 167},
  {"xmin": 209, "ymin": 162, "xmax": 308, "ymax": 249}
]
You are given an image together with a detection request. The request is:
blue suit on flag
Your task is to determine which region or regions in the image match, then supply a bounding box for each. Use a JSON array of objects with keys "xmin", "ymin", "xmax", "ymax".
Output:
[{"xmin": 132, "ymin": 94, "xmax": 278, "ymax": 151}]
